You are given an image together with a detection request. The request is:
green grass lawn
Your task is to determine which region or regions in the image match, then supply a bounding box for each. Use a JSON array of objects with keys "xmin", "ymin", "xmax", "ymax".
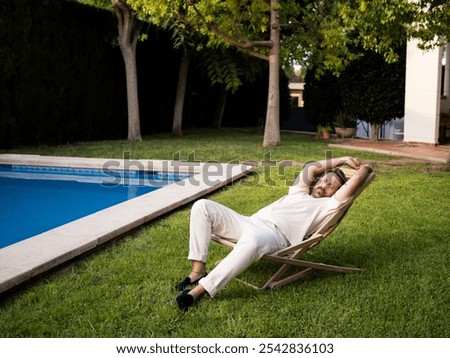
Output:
[{"xmin": 0, "ymin": 128, "xmax": 449, "ymax": 337}]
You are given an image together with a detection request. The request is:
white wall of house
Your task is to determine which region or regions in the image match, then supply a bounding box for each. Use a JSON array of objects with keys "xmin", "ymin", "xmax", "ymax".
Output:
[
  {"xmin": 404, "ymin": 39, "xmax": 443, "ymax": 144},
  {"xmin": 442, "ymin": 45, "xmax": 450, "ymax": 111}
]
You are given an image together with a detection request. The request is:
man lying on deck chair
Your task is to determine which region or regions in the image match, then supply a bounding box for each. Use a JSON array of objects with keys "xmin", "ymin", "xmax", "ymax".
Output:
[{"xmin": 174, "ymin": 156, "xmax": 373, "ymax": 311}]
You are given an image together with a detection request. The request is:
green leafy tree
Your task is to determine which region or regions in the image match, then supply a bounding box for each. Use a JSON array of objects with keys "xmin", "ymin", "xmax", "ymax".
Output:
[
  {"xmin": 340, "ymin": 48, "xmax": 407, "ymax": 141},
  {"xmin": 164, "ymin": 8, "xmax": 252, "ymax": 136},
  {"xmin": 128, "ymin": 0, "xmax": 375, "ymax": 147},
  {"xmin": 303, "ymin": 69, "xmax": 341, "ymax": 130},
  {"xmin": 306, "ymin": 46, "xmax": 406, "ymax": 141},
  {"xmin": 143, "ymin": 0, "xmax": 432, "ymax": 147},
  {"xmin": 182, "ymin": 0, "xmax": 363, "ymax": 146},
  {"xmin": 117, "ymin": 0, "xmax": 253, "ymax": 136},
  {"xmin": 112, "ymin": 0, "xmax": 142, "ymax": 141},
  {"xmin": 78, "ymin": 0, "xmax": 142, "ymax": 141},
  {"xmin": 347, "ymin": 1, "xmax": 449, "ymax": 152},
  {"xmin": 167, "ymin": 13, "xmax": 196, "ymax": 137},
  {"xmin": 408, "ymin": 0, "xmax": 450, "ymax": 50},
  {"xmin": 83, "ymin": 0, "xmax": 449, "ymax": 149},
  {"xmin": 340, "ymin": 0, "xmax": 449, "ymax": 56}
]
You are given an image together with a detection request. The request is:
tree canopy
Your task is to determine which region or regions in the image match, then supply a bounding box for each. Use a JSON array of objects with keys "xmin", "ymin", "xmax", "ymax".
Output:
[
  {"xmin": 410, "ymin": 0, "xmax": 450, "ymax": 49},
  {"xmin": 79, "ymin": 0, "xmax": 450, "ymax": 145}
]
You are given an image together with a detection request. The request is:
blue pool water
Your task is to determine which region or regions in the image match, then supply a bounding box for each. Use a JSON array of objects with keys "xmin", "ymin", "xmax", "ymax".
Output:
[{"xmin": 0, "ymin": 164, "xmax": 190, "ymax": 249}]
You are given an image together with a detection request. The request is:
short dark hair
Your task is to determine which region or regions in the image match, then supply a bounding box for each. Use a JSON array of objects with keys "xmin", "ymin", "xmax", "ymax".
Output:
[
  {"xmin": 326, "ymin": 168, "xmax": 347, "ymax": 185},
  {"xmin": 310, "ymin": 168, "xmax": 347, "ymax": 193}
]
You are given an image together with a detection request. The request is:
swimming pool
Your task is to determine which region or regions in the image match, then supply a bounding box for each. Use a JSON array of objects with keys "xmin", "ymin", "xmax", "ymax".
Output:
[
  {"xmin": 0, "ymin": 154, "xmax": 253, "ymax": 294},
  {"xmin": 0, "ymin": 164, "xmax": 190, "ymax": 249}
]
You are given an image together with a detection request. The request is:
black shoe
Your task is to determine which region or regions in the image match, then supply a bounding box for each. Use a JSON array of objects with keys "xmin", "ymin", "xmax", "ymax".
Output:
[
  {"xmin": 174, "ymin": 277, "xmax": 191, "ymax": 291},
  {"xmin": 176, "ymin": 290, "xmax": 194, "ymax": 312},
  {"xmin": 174, "ymin": 272, "xmax": 208, "ymax": 291}
]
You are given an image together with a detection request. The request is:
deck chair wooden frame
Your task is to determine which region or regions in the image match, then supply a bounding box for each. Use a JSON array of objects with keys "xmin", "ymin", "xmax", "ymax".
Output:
[{"xmin": 212, "ymin": 171, "xmax": 375, "ymax": 290}]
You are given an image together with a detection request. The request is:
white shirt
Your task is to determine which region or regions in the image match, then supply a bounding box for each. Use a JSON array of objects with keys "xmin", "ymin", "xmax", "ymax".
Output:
[{"xmin": 253, "ymin": 185, "xmax": 351, "ymax": 245}]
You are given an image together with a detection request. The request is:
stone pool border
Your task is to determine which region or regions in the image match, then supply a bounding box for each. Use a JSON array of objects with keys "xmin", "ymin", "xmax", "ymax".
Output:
[{"xmin": 0, "ymin": 154, "xmax": 254, "ymax": 295}]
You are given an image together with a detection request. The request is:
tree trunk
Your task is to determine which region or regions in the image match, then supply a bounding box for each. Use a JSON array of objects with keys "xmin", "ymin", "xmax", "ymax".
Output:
[
  {"xmin": 211, "ymin": 85, "xmax": 227, "ymax": 128},
  {"xmin": 370, "ymin": 123, "xmax": 379, "ymax": 141},
  {"xmin": 262, "ymin": 0, "xmax": 280, "ymax": 148},
  {"xmin": 112, "ymin": 0, "xmax": 142, "ymax": 141},
  {"xmin": 172, "ymin": 47, "xmax": 190, "ymax": 137}
]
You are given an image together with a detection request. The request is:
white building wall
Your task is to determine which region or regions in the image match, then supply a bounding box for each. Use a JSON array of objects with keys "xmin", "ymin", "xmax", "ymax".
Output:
[
  {"xmin": 442, "ymin": 44, "xmax": 450, "ymax": 113},
  {"xmin": 404, "ymin": 39, "xmax": 442, "ymax": 144}
]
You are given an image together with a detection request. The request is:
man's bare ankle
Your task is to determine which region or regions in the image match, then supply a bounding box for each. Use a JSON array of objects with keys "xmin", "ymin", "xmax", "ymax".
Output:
[{"xmin": 189, "ymin": 270, "xmax": 206, "ymax": 280}]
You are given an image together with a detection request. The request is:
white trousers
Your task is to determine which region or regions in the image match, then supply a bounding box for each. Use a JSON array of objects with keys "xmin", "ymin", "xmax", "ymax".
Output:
[{"xmin": 188, "ymin": 199, "xmax": 289, "ymax": 297}]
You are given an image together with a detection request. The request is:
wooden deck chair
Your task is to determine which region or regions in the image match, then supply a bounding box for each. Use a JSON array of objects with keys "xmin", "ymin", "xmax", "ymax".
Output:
[{"xmin": 212, "ymin": 171, "xmax": 375, "ymax": 290}]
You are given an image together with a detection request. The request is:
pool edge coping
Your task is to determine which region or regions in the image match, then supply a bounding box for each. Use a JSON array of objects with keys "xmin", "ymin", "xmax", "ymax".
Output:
[{"xmin": 0, "ymin": 154, "xmax": 254, "ymax": 295}]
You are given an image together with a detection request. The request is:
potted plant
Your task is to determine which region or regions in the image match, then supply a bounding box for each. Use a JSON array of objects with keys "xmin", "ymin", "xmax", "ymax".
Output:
[
  {"xmin": 317, "ymin": 124, "xmax": 333, "ymax": 140},
  {"xmin": 333, "ymin": 111, "xmax": 357, "ymax": 138}
]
